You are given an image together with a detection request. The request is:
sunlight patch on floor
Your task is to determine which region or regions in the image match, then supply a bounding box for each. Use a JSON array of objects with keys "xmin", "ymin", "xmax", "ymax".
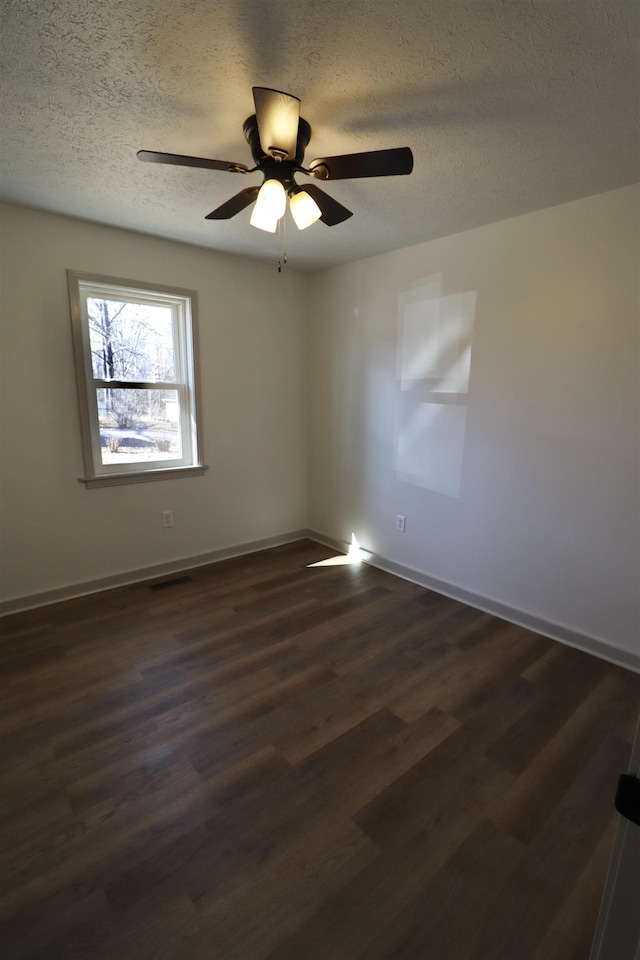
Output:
[{"xmin": 308, "ymin": 533, "xmax": 364, "ymax": 567}]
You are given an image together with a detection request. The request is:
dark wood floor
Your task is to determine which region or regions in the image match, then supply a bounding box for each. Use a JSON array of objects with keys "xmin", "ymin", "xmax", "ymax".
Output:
[{"xmin": 1, "ymin": 539, "xmax": 638, "ymax": 960}]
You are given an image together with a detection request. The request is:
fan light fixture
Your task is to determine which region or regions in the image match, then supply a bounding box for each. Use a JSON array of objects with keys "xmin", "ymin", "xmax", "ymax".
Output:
[
  {"xmin": 289, "ymin": 189, "xmax": 322, "ymax": 230},
  {"xmin": 250, "ymin": 181, "xmax": 323, "ymax": 233},
  {"xmin": 138, "ymin": 85, "xmax": 414, "ymax": 245},
  {"xmin": 249, "ymin": 178, "xmax": 286, "ymax": 232}
]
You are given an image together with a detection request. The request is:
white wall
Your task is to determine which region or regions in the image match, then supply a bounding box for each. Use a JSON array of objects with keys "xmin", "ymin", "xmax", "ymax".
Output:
[
  {"xmin": 308, "ymin": 185, "xmax": 639, "ymax": 657},
  {"xmin": 0, "ymin": 204, "xmax": 309, "ymax": 604}
]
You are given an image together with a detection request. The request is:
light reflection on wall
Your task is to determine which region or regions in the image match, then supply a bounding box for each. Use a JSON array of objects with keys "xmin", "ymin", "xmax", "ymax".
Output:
[{"xmin": 395, "ymin": 276, "xmax": 476, "ymax": 498}]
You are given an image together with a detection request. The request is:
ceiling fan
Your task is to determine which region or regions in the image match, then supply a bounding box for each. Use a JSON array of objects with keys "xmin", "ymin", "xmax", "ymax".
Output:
[{"xmin": 137, "ymin": 87, "xmax": 413, "ymax": 233}]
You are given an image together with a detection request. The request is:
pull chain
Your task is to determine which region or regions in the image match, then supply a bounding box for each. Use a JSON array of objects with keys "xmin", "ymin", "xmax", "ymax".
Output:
[{"xmin": 277, "ymin": 214, "xmax": 287, "ymax": 273}]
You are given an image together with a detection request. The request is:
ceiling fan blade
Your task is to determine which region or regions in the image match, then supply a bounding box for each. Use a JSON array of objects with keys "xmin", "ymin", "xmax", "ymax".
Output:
[
  {"xmin": 137, "ymin": 150, "xmax": 248, "ymax": 173},
  {"xmin": 302, "ymin": 184, "xmax": 353, "ymax": 226},
  {"xmin": 252, "ymin": 87, "xmax": 300, "ymax": 160},
  {"xmin": 205, "ymin": 186, "xmax": 260, "ymax": 219},
  {"xmin": 309, "ymin": 147, "xmax": 413, "ymax": 180}
]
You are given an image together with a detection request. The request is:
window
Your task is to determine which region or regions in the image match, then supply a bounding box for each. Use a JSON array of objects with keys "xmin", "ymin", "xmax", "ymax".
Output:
[{"xmin": 68, "ymin": 271, "xmax": 205, "ymax": 487}]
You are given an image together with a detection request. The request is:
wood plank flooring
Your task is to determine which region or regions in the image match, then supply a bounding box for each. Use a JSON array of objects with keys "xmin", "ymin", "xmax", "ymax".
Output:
[{"xmin": 1, "ymin": 538, "xmax": 638, "ymax": 959}]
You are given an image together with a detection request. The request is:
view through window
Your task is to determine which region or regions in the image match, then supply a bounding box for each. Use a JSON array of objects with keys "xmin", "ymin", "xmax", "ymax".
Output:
[{"xmin": 68, "ymin": 272, "xmax": 205, "ymax": 486}]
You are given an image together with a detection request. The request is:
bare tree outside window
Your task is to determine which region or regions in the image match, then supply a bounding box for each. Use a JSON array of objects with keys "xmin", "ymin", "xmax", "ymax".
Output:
[{"xmin": 87, "ymin": 298, "xmax": 179, "ymax": 451}]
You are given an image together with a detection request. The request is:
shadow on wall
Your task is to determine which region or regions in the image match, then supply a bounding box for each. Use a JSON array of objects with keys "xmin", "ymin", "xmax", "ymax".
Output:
[{"xmin": 395, "ymin": 275, "xmax": 477, "ymax": 499}]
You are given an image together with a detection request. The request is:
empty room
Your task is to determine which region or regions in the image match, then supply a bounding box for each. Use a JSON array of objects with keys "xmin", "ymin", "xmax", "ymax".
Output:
[{"xmin": 1, "ymin": 2, "xmax": 639, "ymax": 958}]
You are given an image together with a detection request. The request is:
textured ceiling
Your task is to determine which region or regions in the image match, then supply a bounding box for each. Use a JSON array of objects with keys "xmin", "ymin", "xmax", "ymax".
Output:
[{"xmin": 1, "ymin": 0, "xmax": 638, "ymax": 271}]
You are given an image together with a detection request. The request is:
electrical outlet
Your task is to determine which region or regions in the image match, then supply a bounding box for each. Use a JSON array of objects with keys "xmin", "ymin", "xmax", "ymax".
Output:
[
  {"xmin": 395, "ymin": 515, "xmax": 406, "ymax": 533},
  {"xmin": 161, "ymin": 510, "xmax": 174, "ymax": 528}
]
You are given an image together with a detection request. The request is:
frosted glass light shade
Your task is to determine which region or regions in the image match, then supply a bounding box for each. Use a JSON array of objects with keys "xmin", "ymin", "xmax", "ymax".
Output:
[
  {"xmin": 250, "ymin": 206, "xmax": 278, "ymax": 232},
  {"xmin": 250, "ymin": 179, "xmax": 286, "ymax": 232},
  {"xmin": 290, "ymin": 190, "xmax": 322, "ymax": 230}
]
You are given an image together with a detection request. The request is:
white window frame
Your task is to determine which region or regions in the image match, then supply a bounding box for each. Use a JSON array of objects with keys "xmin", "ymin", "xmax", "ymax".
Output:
[{"xmin": 68, "ymin": 270, "xmax": 206, "ymax": 487}]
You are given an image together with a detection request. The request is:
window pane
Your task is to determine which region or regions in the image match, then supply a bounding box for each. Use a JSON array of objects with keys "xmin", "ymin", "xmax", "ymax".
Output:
[
  {"xmin": 87, "ymin": 299, "xmax": 176, "ymax": 382},
  {"xmin": 97, "ymin": 388, "xmax": 183, "ymax": 464}
]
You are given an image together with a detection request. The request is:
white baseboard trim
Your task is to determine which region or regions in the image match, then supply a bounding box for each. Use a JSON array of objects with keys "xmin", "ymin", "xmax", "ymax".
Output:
[
  {"xmin": 307, "ymin": 529, "xmax": 640, "ymax": 675},
  {"xmin": 4, "ymin": 528, "xmax": 639, "ymax": 675},
  {"xmin": 0, "ymin": 530, "xmax": 311, "ymax": 617}
]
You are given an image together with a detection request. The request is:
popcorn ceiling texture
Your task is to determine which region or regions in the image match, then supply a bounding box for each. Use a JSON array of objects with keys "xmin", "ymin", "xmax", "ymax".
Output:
[{"xmin": 1, "ymin": 0, "xmax": 637, "ymax": 270}]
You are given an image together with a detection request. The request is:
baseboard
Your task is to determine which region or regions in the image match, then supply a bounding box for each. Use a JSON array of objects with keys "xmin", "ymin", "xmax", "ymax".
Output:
[
  {"xmin": 0, "ymin": 530, "xmax": 311, "ymax": 617},
  {"xmin": 4, "ymin": 528, "xmax": 638, "ymax": 675},
  {"xmin": 307, "ymin": 529, "xmax": 640, "ymax": 675}
]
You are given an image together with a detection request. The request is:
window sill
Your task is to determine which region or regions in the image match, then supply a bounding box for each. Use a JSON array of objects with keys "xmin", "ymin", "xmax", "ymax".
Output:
[{"xmin": 80, "ymin": 465, "xmax": 208, "ymax": 488}]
